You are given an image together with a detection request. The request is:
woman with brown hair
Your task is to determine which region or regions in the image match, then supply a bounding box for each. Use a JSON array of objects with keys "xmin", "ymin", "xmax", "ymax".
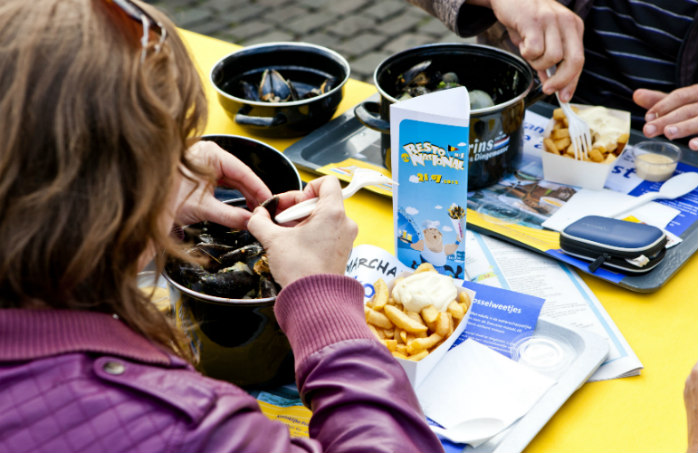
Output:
[{"xmin": 0, "ymin": 1, "xmax": 444, "ymax": 452}]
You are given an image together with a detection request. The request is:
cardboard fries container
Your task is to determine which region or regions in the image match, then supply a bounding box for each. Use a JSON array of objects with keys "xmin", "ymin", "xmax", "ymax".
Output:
[
  {"xmin": 369, "ymin": 272, "xmax": 476, "ymax": 388},
  {"xmin": 541, "ymin": 105, "xmax": 630, "ymax": 190}
]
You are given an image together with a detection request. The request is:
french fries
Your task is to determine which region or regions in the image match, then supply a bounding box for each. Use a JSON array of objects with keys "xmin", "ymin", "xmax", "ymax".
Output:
[
  {"xmin": 365, "ymin": 270, "xmax": 470, "ymax": 361},
  {"xmin": 544, "ymin": 107, "xmax": 629, "ymax": 162},
  {"xmin": 384, "ymin": 305, "xmax": 428, "ymax": 334}
]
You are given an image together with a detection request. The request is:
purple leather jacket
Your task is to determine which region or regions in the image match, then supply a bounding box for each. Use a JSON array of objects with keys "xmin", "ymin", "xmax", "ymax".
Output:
[{"xmin": 0, "ymin": 274, "xmax": 444, "ymax": 453}]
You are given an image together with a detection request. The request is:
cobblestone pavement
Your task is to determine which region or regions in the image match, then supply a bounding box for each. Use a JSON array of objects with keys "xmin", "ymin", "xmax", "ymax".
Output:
[{"xmin": 144, "ymin": 0, "xmax": 475, "ymax": 83}]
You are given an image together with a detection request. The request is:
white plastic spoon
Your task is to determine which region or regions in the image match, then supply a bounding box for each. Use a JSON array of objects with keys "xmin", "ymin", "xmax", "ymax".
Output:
[
  {"xmin": 608, "ymin": 171, "xmax": 698, "ymax": 219},
  {"xmin": 274, "ymin": 168, "xmax": 397, "ymax": 224}
]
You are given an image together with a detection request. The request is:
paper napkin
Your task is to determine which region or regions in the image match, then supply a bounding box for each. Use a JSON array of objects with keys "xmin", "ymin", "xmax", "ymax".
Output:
[{"xmin": 416, "ymin": 339, "xmax": 555, "ymax": 447}]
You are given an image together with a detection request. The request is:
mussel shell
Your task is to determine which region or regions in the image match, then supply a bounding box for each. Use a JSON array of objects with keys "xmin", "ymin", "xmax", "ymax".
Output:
[
  {"xmin": 396, "ymin": 59, "xmax": 432, "ymax": 90},
  {"xmin": 253, "ymin": 255, "xmax": 271, "ymax": 275},
  {"xmin": 217, "ymin": 243, "xmax": 264, "ymax": 270},
  {"xmin": 198, "ymin": 227, "xmax": 256, "ymax": 249},
  {"xmin": 239, "ymin": 79, "xmax": 260, "ymax": 101},
  {"xmin": 166, "ymin": 260, "xmax": 208, "ymax": 288},
  {"xmin": 193, "ymin": 242, "xmax": 235, "ymax": 258},
  {"xmin": 259, "ymin": 69, "xmax": 297, "ymax": 103},
  {"xmin": 260, "ymin": 195, "xmax": 280, "ymax": 218},
  {"xmin": 198, "ymin": 263, "xmax": 258, "ymax": 299},
  {"xmin": 259, "ymin": 275, "xmax": 280, "ymax": 298}
]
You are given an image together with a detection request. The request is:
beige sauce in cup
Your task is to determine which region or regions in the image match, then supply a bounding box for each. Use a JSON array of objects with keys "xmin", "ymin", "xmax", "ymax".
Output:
[{"xmin": 635, "ymin": 152, "xmax": 677, "ymax": 181}]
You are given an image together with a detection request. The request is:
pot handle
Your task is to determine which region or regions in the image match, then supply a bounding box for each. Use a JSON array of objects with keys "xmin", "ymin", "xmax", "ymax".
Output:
[
  {"xmin": 235, "ymin": 105, "xmax": 287, "ymax": 128},
  {"xmin": 354, "ymin": 101, "xmax": 390, "ymax": 134}
]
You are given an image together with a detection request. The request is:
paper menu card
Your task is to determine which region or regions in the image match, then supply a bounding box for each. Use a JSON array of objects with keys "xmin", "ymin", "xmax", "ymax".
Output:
[{"xmin": 390, "ymin": 87, "xmax": 470, "ymax": 280}]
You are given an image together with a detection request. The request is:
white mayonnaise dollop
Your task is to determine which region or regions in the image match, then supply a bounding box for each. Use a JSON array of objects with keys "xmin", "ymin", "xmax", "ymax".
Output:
[
  {"xmin": 577, "ymin": 106, "xmax": 627, "ymax": 150},
  {"xmin": 391, "ymin": 271, "xmax": 457, "ymax": 313}
]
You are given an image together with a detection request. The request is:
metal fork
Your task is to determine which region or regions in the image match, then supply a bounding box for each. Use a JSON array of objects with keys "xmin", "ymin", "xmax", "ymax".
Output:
[{"xmin": 546, "ymin": 66, "xmax": 592, "ymax": 160}]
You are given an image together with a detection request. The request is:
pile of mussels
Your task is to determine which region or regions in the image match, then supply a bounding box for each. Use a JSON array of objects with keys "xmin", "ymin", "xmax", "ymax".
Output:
[
  {"xmin": 395, "ymin": 60, "xmax": 495, "ymax": 109},
  {"xmin": 239, "ymin": 68, "xmax": 334, "ymax": 103},
  {"xmin": 166, "ymin": 221, "xmax": 280, "ymax": 300}
]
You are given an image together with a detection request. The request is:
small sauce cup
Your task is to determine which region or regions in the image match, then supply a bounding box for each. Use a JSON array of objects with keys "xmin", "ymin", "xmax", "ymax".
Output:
[{"xmin": 632, "ymin": 141, "xmax": 681, "ymax": 182}]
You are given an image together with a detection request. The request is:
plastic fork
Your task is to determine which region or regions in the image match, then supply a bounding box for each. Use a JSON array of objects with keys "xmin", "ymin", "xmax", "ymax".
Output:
[
  {"xmin": 274, "ymin": 168, "xmax": 397, "ymax": 224},
  {"xmin": 546, "ymin": 66, "xmax": 592, "ymax": 160}
]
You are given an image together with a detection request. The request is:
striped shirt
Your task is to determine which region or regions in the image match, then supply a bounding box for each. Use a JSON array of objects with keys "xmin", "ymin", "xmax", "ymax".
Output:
[{"xmin": 574, "ymin": 0, "xmax": 698, "ymax": 128}]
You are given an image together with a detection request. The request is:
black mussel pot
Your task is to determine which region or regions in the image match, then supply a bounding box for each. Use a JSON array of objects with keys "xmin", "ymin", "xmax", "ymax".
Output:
[
  {"xmin": 164, "ymin": 200, "xmax": 293, "ymax": 390},
  {"xmin": 201, "ymin": 134, "xmax": 302, "ymax": 197},
  {"xmin": 354, "ymin": 43, "xmax": 546, "ymax": 190},
  {"xmin": 210, "ymin": 42, "xmax": 350, "ymax": 138},
  {"xmin": 163, "ymin": 137, "xmax": 302, "ymax": 389},
  {"xmin": 165, "ymin": 265, "xmax": 295, "ymax": 390}
]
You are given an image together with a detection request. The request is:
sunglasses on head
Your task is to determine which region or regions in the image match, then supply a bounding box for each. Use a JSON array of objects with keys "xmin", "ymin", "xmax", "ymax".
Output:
[{"xmin": 105, "ymin": 0, "xmax": 167, "ymax": 62}]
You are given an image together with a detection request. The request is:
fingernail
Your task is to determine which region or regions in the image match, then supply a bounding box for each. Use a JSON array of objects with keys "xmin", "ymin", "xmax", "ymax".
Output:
[
  {"xmin": 665, "ymin": 126, "xmax": 678, "ymax": 138},
  {"xmin": 644, "ymin": 124, "xmax": 656, "ymax": 136},
  {"xmin": 645, "ymin": 112, "xmax": 657, "ymax": 121},
  {"xmin": 559, "ymin": 91, "xmax": 570, "ymax": 103},
  {"xmin": 690, "ymin": 138, "xmax": 698, "ymax": 151}
]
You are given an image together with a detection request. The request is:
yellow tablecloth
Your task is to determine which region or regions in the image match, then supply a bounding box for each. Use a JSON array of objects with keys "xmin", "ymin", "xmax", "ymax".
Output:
[{"xmin": 181, "ymin": 29, "xmax": 698, "ymax": 453}]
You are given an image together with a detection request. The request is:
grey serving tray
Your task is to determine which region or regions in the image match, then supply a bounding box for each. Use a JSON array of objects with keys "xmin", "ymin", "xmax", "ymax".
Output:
[
  {"xmin": 284, "ymin": 99, "xmax": 698, "ymax": 292},
  {"xmin": 284, "ymin": 93, "xmax": 385, "ymax": 174}
]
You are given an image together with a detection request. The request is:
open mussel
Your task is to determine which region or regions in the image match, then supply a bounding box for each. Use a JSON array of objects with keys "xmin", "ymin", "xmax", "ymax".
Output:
[
  {"xmin": 167, "ymin": 221, "xmax": 281, "ymax": 300},
  {"xmin": 238, "ymin": 69, "xmax": 333, "ymax": 104},
  {"xmin": 303, "ymin": 77, "xmax": 334, "ymax": 99},
  {"xmin": 396, "ymin": 60, "xmax": 432, "ymax": 92},
  {"xmin": 259, "ymin": 69, "xmax": 299, "ymax": 103},
  {"xmin": 253, "ymin": 255, "xmax": 279, "ymax": 298}
]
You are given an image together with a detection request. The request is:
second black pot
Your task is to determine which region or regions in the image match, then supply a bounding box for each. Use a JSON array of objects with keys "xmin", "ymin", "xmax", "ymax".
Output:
[
  {"xmin": 210, "ymin": 42, "xmax": 350, "ymax": 138},
  {"xmin": 354, "ymin": 43, "xmax": 545, "ymax": 190}
]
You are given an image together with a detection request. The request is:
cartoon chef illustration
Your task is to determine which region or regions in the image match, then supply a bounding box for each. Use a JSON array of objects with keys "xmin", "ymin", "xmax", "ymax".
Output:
[{"xmin": 410, "ymin": 220, "xmax": 462, "ymax": 278}]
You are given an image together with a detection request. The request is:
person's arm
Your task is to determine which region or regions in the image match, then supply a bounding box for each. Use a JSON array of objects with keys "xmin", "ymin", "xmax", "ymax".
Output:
[
  {"xmin": 634, "ymin": 86, "xmax": 698, "ymax": 151},
  {"xmin": 246, "ymin": 176, "xmax": 445, "ymax": 452},
  {"xmin": 181, "ymin": 275, "xmax": 444, "ymax": 453},
  {"xmin": 406, "ymin": 0, "xmax": 496, "ymax": 36},
  {"xmin": 406, "ymin": 0, "xmax": 585, "ymax": 102}
]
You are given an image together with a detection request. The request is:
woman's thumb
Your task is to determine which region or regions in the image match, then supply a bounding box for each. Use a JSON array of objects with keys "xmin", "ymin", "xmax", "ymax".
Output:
[{"xmin": 246, "ymin": 206, "xmax": 279, "ymax": 247}]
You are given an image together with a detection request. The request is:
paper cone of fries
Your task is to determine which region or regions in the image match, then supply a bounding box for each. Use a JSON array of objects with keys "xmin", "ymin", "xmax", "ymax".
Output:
[
  {"xmin": 448, "ymin": 203, "xmax": 466, "ymax": 242},
  {"xmin": 364, "ymin": 265, "xmax": 475, "ymax": 388}
]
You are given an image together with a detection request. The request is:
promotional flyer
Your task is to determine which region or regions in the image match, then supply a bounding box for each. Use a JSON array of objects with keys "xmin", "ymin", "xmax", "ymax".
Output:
[{"xmin": 390, "ymin": 87, "xmax": 470, "ymax": 279}]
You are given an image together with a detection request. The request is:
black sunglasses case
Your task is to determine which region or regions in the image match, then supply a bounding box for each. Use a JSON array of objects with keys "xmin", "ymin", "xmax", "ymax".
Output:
[{"xmin": 559, "ymin": 215, "xmax": 667, "ymax": 274}]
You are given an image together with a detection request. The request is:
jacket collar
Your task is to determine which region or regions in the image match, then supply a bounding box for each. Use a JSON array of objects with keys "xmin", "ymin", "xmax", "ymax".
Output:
[{"xmin": 0, "ymin": 308, "xmax": 177, "ymax": 366}]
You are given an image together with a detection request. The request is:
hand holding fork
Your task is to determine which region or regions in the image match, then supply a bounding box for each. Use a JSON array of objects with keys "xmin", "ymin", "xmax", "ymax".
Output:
[{"xmin": 546, "ymin": 66, "xmax": 592, "ymax": 160}]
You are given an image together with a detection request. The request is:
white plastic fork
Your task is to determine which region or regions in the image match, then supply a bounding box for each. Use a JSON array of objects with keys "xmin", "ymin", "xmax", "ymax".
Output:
[
  {"xmin": 274, "ymin": 168, "xmax": 397, "ymax": 224},
  {"xmin": 546, "ymin": 66, "xmax": 592, "ymax": 160}
]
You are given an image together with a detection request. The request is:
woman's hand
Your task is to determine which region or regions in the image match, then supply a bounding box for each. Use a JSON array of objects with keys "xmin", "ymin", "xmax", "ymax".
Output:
[
  {"xmin": 175, "ymin": 140, "xmax": 273, "ymax": 229},
  {"xmin": 246, "ymin": 176, "xmax": 358, "ymax": 288},
  {"xmin": 685, "ymin": 361, "xmax": 698, "ymax": 453},
  {"xmin": 474, "ymin": 0, "xmax": 585, "ymax": 102},
  {"xmin": 634, "ymin": 85, "xmax": 698, "ymax": 151}
]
